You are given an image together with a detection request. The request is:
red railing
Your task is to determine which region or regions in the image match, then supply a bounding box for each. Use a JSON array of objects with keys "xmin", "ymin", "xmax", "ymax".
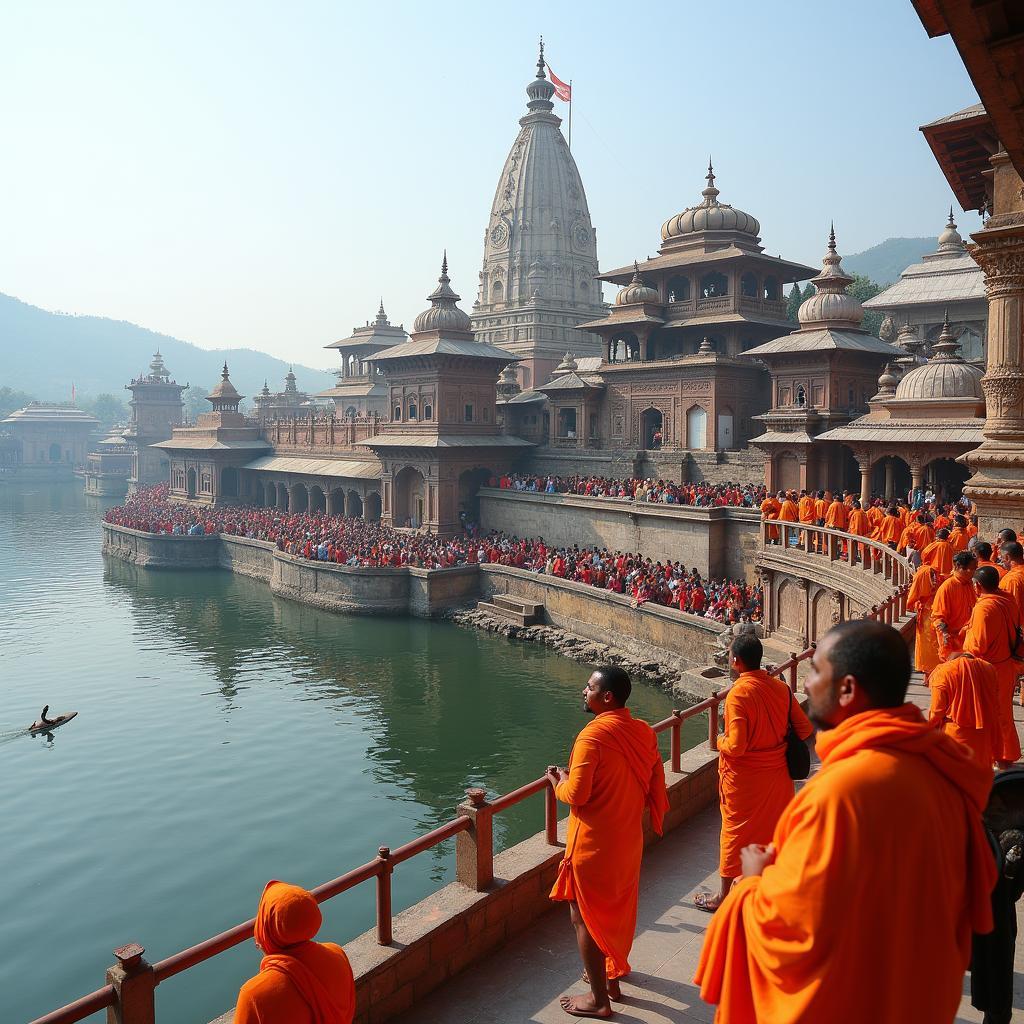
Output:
[{"xmin": 32, "ymin": 649, "xmax": 813, "ymax": 1024}]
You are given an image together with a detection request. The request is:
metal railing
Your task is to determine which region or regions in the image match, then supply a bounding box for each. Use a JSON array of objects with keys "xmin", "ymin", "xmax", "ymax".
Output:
[{"xmin": 31, "ymin": 648, "xmax": 812, "ymax": 1024}]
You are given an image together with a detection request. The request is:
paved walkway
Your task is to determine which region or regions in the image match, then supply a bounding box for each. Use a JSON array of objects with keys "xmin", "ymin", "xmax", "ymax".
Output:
[{"xmin": 395, "ymin": 688, "xmax": 1024, "ymax": 1023}]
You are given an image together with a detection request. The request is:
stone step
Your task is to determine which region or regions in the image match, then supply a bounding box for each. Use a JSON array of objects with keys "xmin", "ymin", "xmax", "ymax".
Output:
[
  {"xmin": 492, "ymin": 594, "xmax": 544, "ymax": 618},
  {"xmin": 475, "ymin": 600, "xmax": 542, "ymax": 626}
]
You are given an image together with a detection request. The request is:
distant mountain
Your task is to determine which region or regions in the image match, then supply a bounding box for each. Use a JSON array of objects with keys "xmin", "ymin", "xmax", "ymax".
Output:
[
  {"xmin": 843, "ymin": 237, "xmax": 935, "ymax": 287},
  {"xmin": 0, "ymin": 292, "xmax": 335, "ymax": 403}
]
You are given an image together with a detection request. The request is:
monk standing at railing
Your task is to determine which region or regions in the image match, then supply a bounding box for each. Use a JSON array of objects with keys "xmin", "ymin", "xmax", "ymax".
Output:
[
  {"xmin": 933, "ymin": 551, "xmax": 978, "ymax": 659},
  {"xmin": 694, "ymin": 620, "xmax": 996, "ymax": 1023},
  {"xmin": 234, "ymin": 880, "xmax": 355, "ymax": 1024},
  {"xmin": 547, "ymin": 667, "xmax": 668, "ymax": 1019},
  {"xmin": 907, "ymin": 561, "xmax": 941, "ymax": 680},
  {"xmin": 694, "ymin": 633, "xmax": 811, "ymax": 913}
]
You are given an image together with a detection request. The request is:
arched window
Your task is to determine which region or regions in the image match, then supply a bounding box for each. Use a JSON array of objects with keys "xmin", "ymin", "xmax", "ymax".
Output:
[
  {"xmin": 699, "ymin": 271, "xmax": 728, "ymax": 298},
  {"xmin": 423, "ymin": 403, "xmax": 433, "ymax": 421},
  {"xmin": 394, "ymin": 405, "xmax": 401, "ymax": 421},
  {"xmin": 667, "ymin": 276, "xmax": 690, "ymax": 303},
  {"xmin": 763, "ymin": 276, "xmax": 780, "ymax": 300},
  {"xmin": 408, "ymin": 401, "xmax": 417, "ymax": 420},
  {"xmin": 796, "ymin": 385, "xmax": 806, "ymax": 408},
  {"xmin": 740, "ymin": 272, "xmax": 757, "ymax": 297},
  {"xmin": 491, "ymin": 280, "xmax": 504, "ymax": 304}
]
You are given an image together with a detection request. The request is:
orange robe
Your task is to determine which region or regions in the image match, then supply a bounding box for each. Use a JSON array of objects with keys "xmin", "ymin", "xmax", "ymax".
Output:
[
  {"xmin": 921, "ymin": 538, "xmax": 954, "ymax": 577},
  {"xmin": 964, "ymin": 591, "xmax": 1023, "ymax": 763},
  {"xmin": 235, "ymin": 881, "xmax": 355, "ymax": 1024},
  {"xmin": 814, "ymin": 498, "xmax": 828, "ymax": 524},
  {"xmin": 778, "ymin": 499, "xmax": 799, "ymax": 546},
  {"xmin": 899, "ymin": 521, "xmax": 934, "ymax": 555},
  {"xmin": 949, "ymin": 528, "xmax": 970, "ymax": 554},
  {"xmin": 867, "ymin": 505, "xmax": 884, "ymax": 532},
  {"xmin": 550, "ymin": 707, "xmax": 669, "ymax": 980},
  {"xmin": 980, "ymin": 557, "xmax": 1007, "ymax": 579},
  {"xmin": 848, "ymin": 508, "xmax": 871, "ymax": 561},
  {"xmin": 824, "ymin": 499, "xmax": 847, "ymax": 531},
  {"xmin": 694, "ymin": 704, "xmax": 996, "ymax": 1024},
  {"xmin": 932, "ymin": 575, "xmax": 976, "ymax": 659},
  {"xmin": 999, "ymin": 564, "xmax": 1024, "ymax": 616},
  {"xmin": 906, "ymin": 565, "xmax": 941, "ymax": 675},
  {"xmin": 716, "ymin": 671, "xmax": 812, "ymax": 877},
  {"xmin": 877, "ymin": 514, "xmax": 902, "ymax": 548},
  {"xmin": 760, "ymin": 497, "xmax": 781, "ymax": 543},
  {"xmin": 928, "ymin": 657, "xmax": 999, "ymax": 770},
  {"xmin": 797, "ymin": 496, "xmax": 815, "ymax": 525}
]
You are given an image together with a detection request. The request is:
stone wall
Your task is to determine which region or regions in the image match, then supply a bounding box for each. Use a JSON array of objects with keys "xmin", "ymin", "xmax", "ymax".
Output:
[
  {"xmin": 480, "ymin": 565, "xmax": 724, "ymax": 672},
  {"xmin": 478, "ymin": 489, "xmax": 759, "ymax": 581},
  {"xmin": 101, "ymin": 523, "xmax": 222, "ymax": 569},
  {"xmin": 210, "ymin": 742, "xmax": 720, "ymax": 1024},
  {"xmin": 219, "ymin": 535, "xmax": 275, "ymax": 582},
  {"xmin": 686, "ymin": 449, "xmax": 766, "ymax": 486}
]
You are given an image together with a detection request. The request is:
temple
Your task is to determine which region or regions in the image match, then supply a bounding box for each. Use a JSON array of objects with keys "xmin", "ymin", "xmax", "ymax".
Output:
[
  {"xmin": 470, "ymin": 41, "xmax": 605, "ymax": 391},
  {"xmin": 0, "ymin": 403, "xmax": 98, "ymax": 479},
  {"xmin": 124, "ymin": 350, "xmax": 187, "ymax": 491}
]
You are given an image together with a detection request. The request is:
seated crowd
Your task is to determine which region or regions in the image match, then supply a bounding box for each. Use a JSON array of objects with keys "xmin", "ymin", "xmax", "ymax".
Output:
[
  {"xmin": 105, "ymin": 485, "xmax": 762, "ymax": 623},
  {"xmin": 498, "ymin": 473, "xmax": 765, "ymax": 508}
]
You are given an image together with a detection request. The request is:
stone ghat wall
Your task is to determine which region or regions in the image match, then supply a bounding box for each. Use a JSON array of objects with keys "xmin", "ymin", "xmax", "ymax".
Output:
[
  {"xmin": 480, "ymin": 564, "xmax": 723, "ymax": 672},
  {"xmin": 478, "ymin": 489, "xmax": 759, "ymax": 581},
  {"xmin": 210, "ymin": 742, "xmax": 720, "ymax": 1024},
  {"xmin": 102, "ymin": 524, "xmax": 480, "ymax": 617}
]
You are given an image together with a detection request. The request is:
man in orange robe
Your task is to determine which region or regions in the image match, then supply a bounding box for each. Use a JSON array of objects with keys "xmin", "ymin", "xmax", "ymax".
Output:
[
  {"xmin": 899, "ymin": 513, "xmax": 934, "ymax": 556},
  {"xmin": 949, "ymin": 515, "xmax": 971, "ymax": 554},
  {"xmin": 964, "ymin": 566, "xmax": 1022, "ymax": 767},
  {"xmin": 922, "ymin": 528, "xmax": 955, "ymax": 577},
  {"xmin": 777, "ymin": 491, "xmax": 799, "ymax": 547},
  {"xmin": 798, "ymin": 490, "xmax": 816, "ymax": 549},
  {"xmin": 928, "ymin": 653, "xmax": 999, "ymax": 770},
  {"xmin": 548, "ymin": 666, "xmax": 669, "ymax": 1017},
  {"xmin": 998, "ymin": 541, "xmax": 1024, "ymax": 611},
  {"xmin": 694, "ymin": 634, "xmax": 812, "ymax": 912},
  {"xmin": 694, "ymin": 620, "xmax": 996, "ymax": 1024},
  {"xmin": 932, "ymin": 551, "xmax": 978, "ymax": 658},
  {"xmin": 813, "ymin": 490, "xmax": 828, "ymax": 526},
  {"xmin": 907, "ymin": 562, "xmax": 941, "ymax": 678},
  {"xmin": 876, "ymin": 506, "xmax": 903, "ymax": 549},
  {"xmin": 824, "ymin": 493, "xmax": 847, "ymax": 532},
  {"xmin": 976, "ymin": 540, "xmax": 1007, "ymax": 579},
  {"xmin": 235, "ymin": 880, "xmax": 355, "ymax": 1024},
  {"xmin": 760, "ymin": 492, "xmax": 781, "ymax": 544},
  {"xmin": 847, "ymin": 500, "xmax": 871, "ymax": 564}
]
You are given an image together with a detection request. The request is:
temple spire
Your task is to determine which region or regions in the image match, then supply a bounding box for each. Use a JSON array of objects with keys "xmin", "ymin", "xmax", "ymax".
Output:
[
  {"xmin": 537, "ymin": 36, "xmax": 546, "ymax": 78},
  {"xmin": 701, "ymin": 157, "xmax": 720, "ymax": 205}
]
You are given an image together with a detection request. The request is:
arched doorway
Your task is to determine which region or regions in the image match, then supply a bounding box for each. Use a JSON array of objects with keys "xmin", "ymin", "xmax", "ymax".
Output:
[
  {"xmin": 775, "ymin": 452, "xmax": 800, "ymax": 493},
  {"xmin": 393, "ymin": 466, "xmax": 426, "ymax": 528},
  {"xmin": 641, "ymin": 408, "xmax": 663, "ymax": 450},
  {"xmin": 609, "ymin": 331, "xmax": 639, "ymax": 363},
  {"xmin": 685, "ymin": 406, "xmax": 707, "ymax": 450},
  {"xmin": 328, "ymin": 487, "xmax": 345, "ymax": 515},
  {"xmin": 458, "ymin": 467, "xmax": 492, "ymax": 526},
  {"xmin": 926, "ymin": 457, "xmax": 970, "ymax": 503},
  {"xmin": 276, "ymin": 482, "xmax": 289, "ymax": 510},
  {"xmin": 186, "ymin": 467, "xmax": 197, "ymax": 498},
  {"xmin": 289, "ymin": 483, "xmax": 308, "ymax": 513},
  {"xmin": 870, "ymin": 456, "xmax": 911, "ymax": 503},
  {"xmin": 365, "ymin": 492, "xmax": 382, "ymax": 521},
  {"xmin": 221, "ymin": 467, "xmax": 239, "ymax": 498},
  {"xmin": 309, "ymin": 485, "xmax": 326, "ymax": 512},
  {"xmin": 346, "ymin": 490, "xmax": 363, "ymax": 518},
  {"xmin": 265, "ymin": 482, "xmax": 276, "ymax": 507}
]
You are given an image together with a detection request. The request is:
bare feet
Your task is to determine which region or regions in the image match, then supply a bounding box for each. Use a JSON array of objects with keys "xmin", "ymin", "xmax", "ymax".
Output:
[
  {"xmin": 579, "ymin": 972, "xmax": 622, "ymax": 1000},
  {"xmin": 694, "ymin": 891, "xmax": 723, "ymax": 913},
  {"xmin": 559, "ymin": 994, "xmax": 613, "ymax": 1018}
]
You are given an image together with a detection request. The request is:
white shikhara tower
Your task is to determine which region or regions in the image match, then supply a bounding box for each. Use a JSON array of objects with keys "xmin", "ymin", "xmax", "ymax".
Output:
[{"xmin": 471, "ymin": 43, "xmax": 604, "ymax": 390}]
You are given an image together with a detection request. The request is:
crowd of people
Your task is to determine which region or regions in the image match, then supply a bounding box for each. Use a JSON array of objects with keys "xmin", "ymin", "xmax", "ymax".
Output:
[
  {"xmin": 498, "ymin": 473, "xmax": 766, "ymax": 508},
  {"xmin": 105, "ymin": 486, "xmax": 762, "ymax": 623}
]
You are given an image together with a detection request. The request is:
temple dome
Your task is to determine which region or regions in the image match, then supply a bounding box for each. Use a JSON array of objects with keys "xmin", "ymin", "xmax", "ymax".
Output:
[
  {"xmin": 894, "ymin": 312, "xmax": 983, "ymax": 401},
  {"xmin": 936, "ymin": 208, "xmax": 966, "ymax": 254},
  {"xmin": 661, "ymin": 162, "xmax": 760, "ymax": 242},
  {"xmin": 615, "ymin": 262, "xmax": 659, "ymax": 305},
  {"xmin": 412, "ymin": 254, "xmax": 473, "ymax": 334},
  {"xmin": 797, "ymin": 226, "xmax": 865, "ymax": 329}
]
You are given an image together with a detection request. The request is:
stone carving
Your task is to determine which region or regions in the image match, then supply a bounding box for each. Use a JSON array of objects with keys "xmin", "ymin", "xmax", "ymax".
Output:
[
  {"xmin": 830, "ymin": 591, "xmax": 842, "ymax": 626},
  {"xmin": 982, "ymin": 372, "xmax": 1024, "ymax": 420}
]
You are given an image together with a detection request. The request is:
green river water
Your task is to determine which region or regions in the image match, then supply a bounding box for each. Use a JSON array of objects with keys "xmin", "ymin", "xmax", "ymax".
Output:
[{"xmin": 0, "ymin": 482, "xmax": 700, "ymax": 1023}]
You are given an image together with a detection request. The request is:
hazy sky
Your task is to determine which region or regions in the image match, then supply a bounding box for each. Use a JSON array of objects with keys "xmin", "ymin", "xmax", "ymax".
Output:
[{"xmin": 0, "ymin": 1, "xmax": 979, "ymax": 373}]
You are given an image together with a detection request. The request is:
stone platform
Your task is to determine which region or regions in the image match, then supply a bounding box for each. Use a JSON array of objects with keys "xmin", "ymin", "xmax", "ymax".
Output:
[{"xmin": 393, "ymin": 688, "xmax": 1024, "ymax": 1024}]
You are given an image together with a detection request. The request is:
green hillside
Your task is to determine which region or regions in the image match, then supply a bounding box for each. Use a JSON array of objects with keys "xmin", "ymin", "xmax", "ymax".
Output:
[
  {"xmin": 842, "ymin": 237, "xmax": 934, "ymax": 286},
  {"xmin": 0, "ymin": 292, "xmax": 335, "ymax": 404}
]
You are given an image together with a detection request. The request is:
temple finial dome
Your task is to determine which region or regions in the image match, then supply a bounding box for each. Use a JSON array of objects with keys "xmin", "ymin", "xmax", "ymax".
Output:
[
  {"xmin": 937, "ymin": 207, "xmax": 965, "ymax": 253},
  {"xmin": 615, "ymin": 261, "xmax": 659, "ymax": 305},
  {"xmin": 412, "ymin": 253, "xmax": 473, "ymax": 334},
  {"xmin": 661, "ymin": 162, "xmax": 760, "ymax": 242},
  {"xmin": 526, "ymin": 36, "xmax": 555, "ymax": 111},
  {"xmin": 374, "ymin": 299, "xmax": 390, "ymax": 326},
  {"xmin": 894, "ymin": 310, "xmax": 983, "ymax": 401},
  {"xmin": 797, "ymin": 225, "xmax": 865, "ymax": 329}
]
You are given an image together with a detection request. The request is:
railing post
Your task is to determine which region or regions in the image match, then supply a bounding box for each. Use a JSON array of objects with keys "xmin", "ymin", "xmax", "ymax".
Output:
[
  {"xmin": 788, "ymin": 653, "xmax": 798, "ymax": 694},
  {"xmin": 376, "ymin": 846, "xmax": 393, "ymax": 945},
  {"xmin": 105, "ymin": 944, "xmax": 155, "ymax": 1024},
  {"xmin": 455, "ymin": 788, "xmax": 494, "ymax": 892},
  {"xmin": 670, "ymin": 709, "xmax": 682, "ymax": 773},
  {"xmin": 545, "ymin": 783, "xmax": 558, "ymax": 845},
  {"xmin": 708, "ymin": 701, "xmax": 720, "ymax": 752}
]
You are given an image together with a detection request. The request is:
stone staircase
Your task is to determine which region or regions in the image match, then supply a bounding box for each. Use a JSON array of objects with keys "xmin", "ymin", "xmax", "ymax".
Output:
[{"xmin": 475, "ymin": 594, "xmax": 544, "ymax": 626}]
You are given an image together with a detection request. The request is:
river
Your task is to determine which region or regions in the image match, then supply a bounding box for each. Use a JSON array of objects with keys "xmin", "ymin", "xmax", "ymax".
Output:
[{"xmin": 0, "ymin": 482, "xmax": 702, "ymax": 1023}]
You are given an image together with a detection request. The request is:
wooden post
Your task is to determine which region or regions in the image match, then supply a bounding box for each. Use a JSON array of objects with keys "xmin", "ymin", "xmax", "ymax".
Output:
[
  {"xmin": 670, "ymin": 710, "xmax": 682, "ymax": 773},
  {"xmin": 455, "ymin": 788, "xmax": 494, "ymax": 892},
  {"xmin": 105, "ymin": 944, "xmax": 155, "ymax": 1024}
]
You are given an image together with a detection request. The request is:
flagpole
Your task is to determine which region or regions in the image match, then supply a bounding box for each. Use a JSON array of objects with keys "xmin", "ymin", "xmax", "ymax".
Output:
[{"xmin": 568, "ymin": 80, "xmax": 573, "ymax": 152}]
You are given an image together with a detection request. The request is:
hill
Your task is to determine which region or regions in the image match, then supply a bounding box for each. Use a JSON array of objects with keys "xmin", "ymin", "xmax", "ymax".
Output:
[
  {"xmin": 0, "ymin": 292, "xmax": 335, "ymax": 404},
  {"xmin": 842, "ymin": 237, "xmax": 934, "ymax": 286}
]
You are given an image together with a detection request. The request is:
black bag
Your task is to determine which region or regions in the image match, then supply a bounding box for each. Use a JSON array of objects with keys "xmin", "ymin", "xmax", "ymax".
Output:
[{"xmin": 784, "ymin": 687, "xmax": 811, "ymax": 780}]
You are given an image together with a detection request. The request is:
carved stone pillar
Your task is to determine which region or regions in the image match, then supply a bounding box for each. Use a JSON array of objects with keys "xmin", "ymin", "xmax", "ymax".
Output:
[
  {"xmin": 852, "ymin": 447, "xmax": 871, "ymax": 508},
  {"xmin": 964, "ymin": 150, "xmax": 1024, "ymax": 535},
  {"xmin": 884, "ymin": 459, "xmax": 894, "ymax": 501},
  {"xmin": 910, "ymin": 454, "xmax": 925, "ymax": 497}
]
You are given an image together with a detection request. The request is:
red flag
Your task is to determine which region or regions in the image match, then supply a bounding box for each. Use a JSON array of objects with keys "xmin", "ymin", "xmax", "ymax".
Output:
[{"xmin": 547, "ymin": 66, "xmax": 571, "ymax": 102}]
